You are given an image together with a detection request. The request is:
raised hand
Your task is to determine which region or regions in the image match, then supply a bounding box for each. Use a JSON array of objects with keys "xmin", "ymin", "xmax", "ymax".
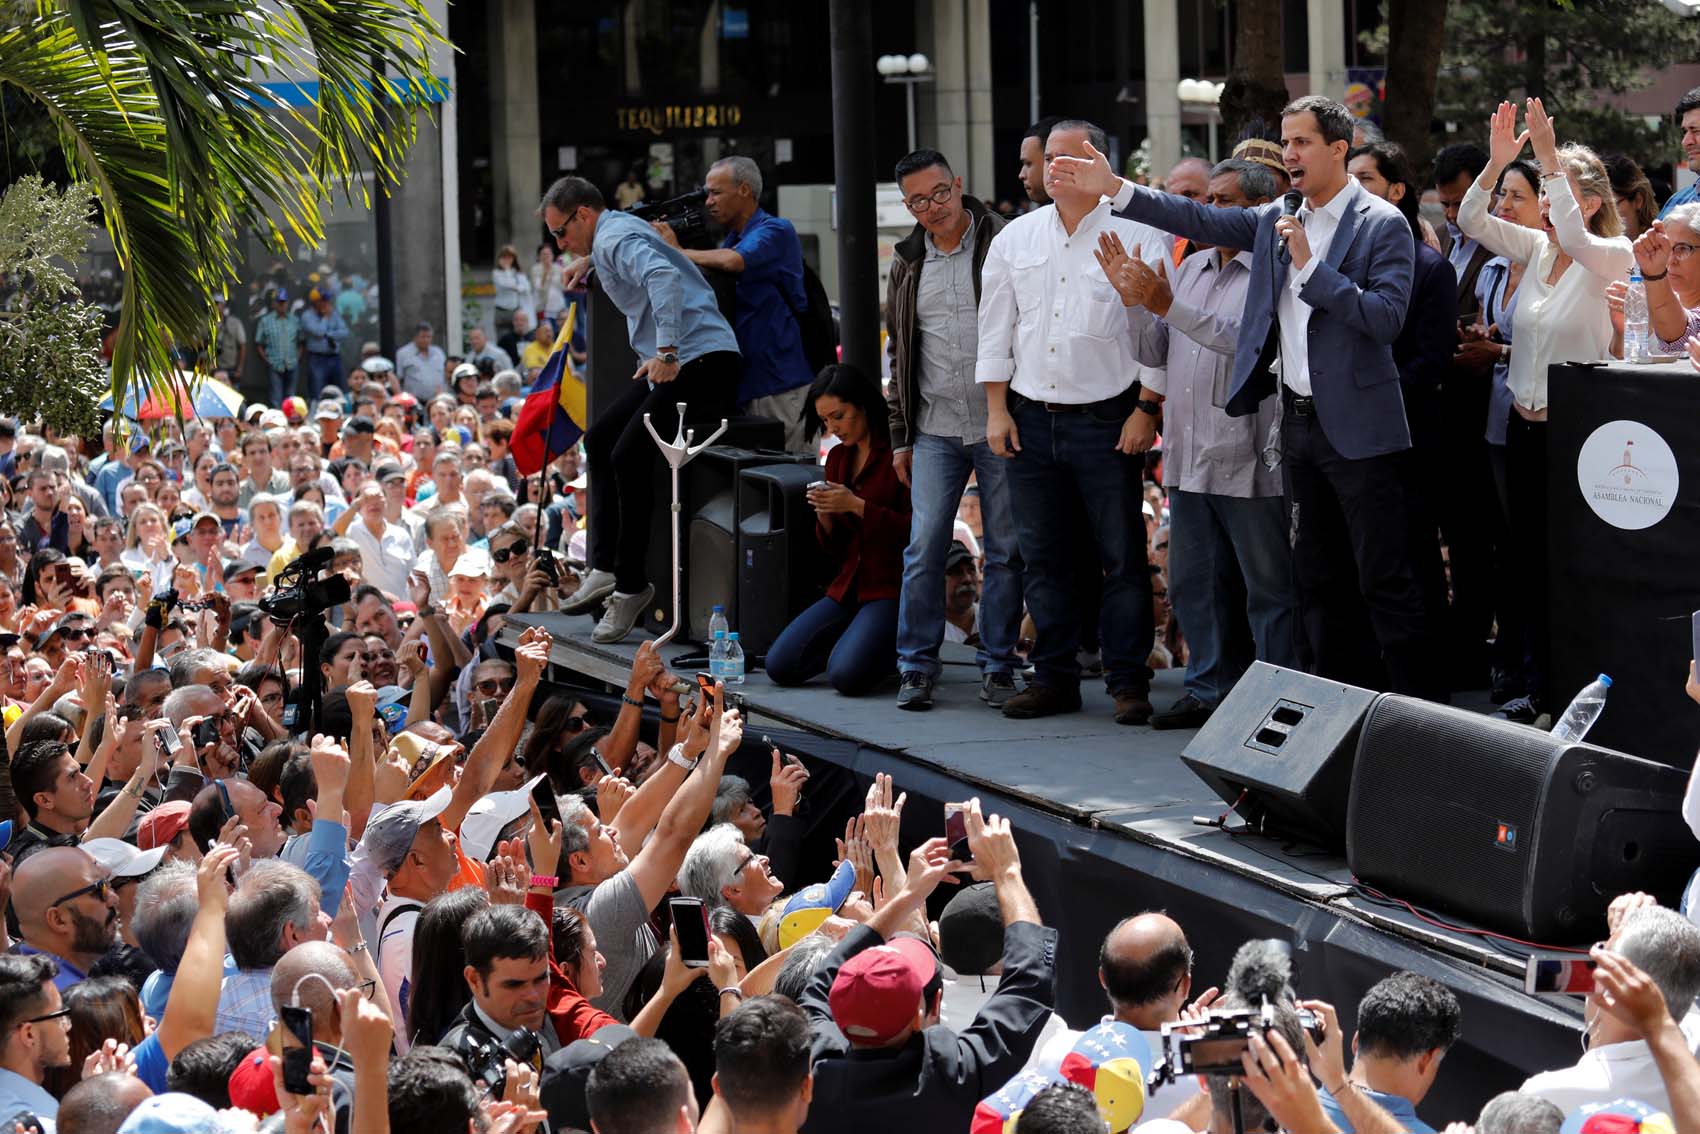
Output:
[
  {"xmin": 964, "ymin": 797, "xmax": 1021, "ymax": 879},
  {"xmin": 1047, "ymin": 138, "xmax": 1121, "ymax": 199},
  {"xmin": 526, "ymin": 794, "xmax": 565, "ymax": 877},
  {"xmin": 1591, "ymin": 947, "xmax": 1673, "ymax": 1039},
  {"xmin": 769, "ymin": 748, "xmax": 809, "ymax": 817},
  {"xmin": 1634, "ymin": 222, "xmax": 1673, "ymax": 278},
  {"xmin": 1525, "ymin": 96, "xmax": 1559, "ymax": 167},
  {"xmin": 594, "ymin": 774, "xmax": 636, "ymax": 828},
  {"xmin": 1487, "ymin": 100, "xmax": 1530, "ymax": 170}
]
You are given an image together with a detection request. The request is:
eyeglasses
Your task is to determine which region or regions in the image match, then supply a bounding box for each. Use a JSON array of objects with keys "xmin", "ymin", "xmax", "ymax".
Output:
[
  {"xmin": 1671, "ymin": 243, "xmax": 1698, "ymax": 262},
  {"xmin": 547, "ymin": 209, "xmax": 578, "ymax": 241},
  {"xmin": 357, "ymin": 978, "xmax": 377, "ymax": 1000},
  {"xmin": 491, "ymin": 540, "xmax": 530, "ymax": 564},
  {"xmin": 21, "ymin": 1007, "xmax": 71, "ymax": 1028},
  {"xmin": 51, "ymin": 877, "xmax": 112, "ymax": 907},
  {"xmin": 475, "ymin": 677, "xmax": 516, "ymax": 696},
  {"xmin": 904, "ymin": 184, "xmax": 956, "ymax": 213}
]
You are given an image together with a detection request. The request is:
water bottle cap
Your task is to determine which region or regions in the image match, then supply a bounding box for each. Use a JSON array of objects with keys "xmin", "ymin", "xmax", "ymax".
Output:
[
  {"xmin": 713, "ymin": 629, "xmax": 726, "ymax": 639},
  {"xmin": 729, "ymin": 632, "xmax": 740, "ymax": 640},
  {"xmin": 1597, "ymin": 673, "xmax": 1612, "ymax": 687},
  {"xmin": 1631, "ymin": 268, "xmax": 1642, "ymax": 280},
  {"xmin": 712, "ymin": 605, "xmax": 723, "ymax": 613}
]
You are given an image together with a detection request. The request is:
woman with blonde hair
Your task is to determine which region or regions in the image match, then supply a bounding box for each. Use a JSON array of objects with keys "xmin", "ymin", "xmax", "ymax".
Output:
[
  {"xmin": 120, "ymin": 501, "xmax": 177, "ymax": 590},
  {"xmin": 1458, "ymin": 98, "xmax": 1632, "ymax": 724}
]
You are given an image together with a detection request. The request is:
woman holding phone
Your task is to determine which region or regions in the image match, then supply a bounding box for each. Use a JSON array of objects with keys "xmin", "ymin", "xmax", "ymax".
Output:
[{"xmin": 765, "ymin": 365, "xmax": 911, "ymax": 697}]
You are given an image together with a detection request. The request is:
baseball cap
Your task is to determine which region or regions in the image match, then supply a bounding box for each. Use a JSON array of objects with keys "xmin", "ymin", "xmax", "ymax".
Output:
[
  {"xmin": 322, "ymin": 385, "xmax": 346, "ymax": 402},
  {"xmin": 369, "ymin": 684, "xmax": 410, "ymax": 731},
  {"xmin": 341, "ymin": 416, "xmax": 376, "ymax": 436},
  {"xmin": 273, "ymin": 288, "xmax": 290, "ymax": 303},
  {"xmin": 314, "ymin": 401, "xmax": 343, "ymax": 421},
  {"xmin": 390, "ymin": 391, "xmax": 418, "ymax": 408},
  {"xmin": 451, "ymin": 362, "xmax": 479, "ymax": 382},
  {"xmin": 1560, "ymin": 1101, "xmax": 1675, "ymax": 1134},
  {"xmin": 448, "ymin": 550, "xmax": 490, "ymax": 579},
  {"xmin": 1057, "ymin": 1021, "xmax": 1153, "ymax": 1132},
  {"xmin": 307, "ymin": 288, "xmax": 324, "ymax": 302},
  {"xmin": 828, "ymin": 934, "xmax": 937, "ymax": 1045},
  {"xmin": 938, "ymin": 882, "xmax": 1002, "ymax": 975},
  {"xmin": 363, "ymin": 356, "xmax": 395, "ymax": 375},
  {"xmin": 138, "ymin": 801, "xmax": 193, "ymax": 852},
  {"xmin": 81, "ymin": 837, "xmax": 168, "ymax": 880},
  {"xmin": 460, "ymin": 773, "xmax": 547, "ymax": 862},
  {"xmin": 190, "ymin": 510, "xmax": 222, "ymax": 532},
  {"xmin": 32, "ymin": 614, "xmax": 87, "ymax": 651},
  {"xmin": 360, "ymin": 786, "xmax": 452, "ymax": 874},
  {"xmin": 373, "ymin": 461, "xmax": 404, "ymax": 483},
  {"xmin": 225, "ymin": 1047, "xmax": 280, "ymax": 1116},
  {"xmin": 944, "ymin": 540, "xmax": 975, "ymax": 573},
  {"xmin": 259, "ymin": 408, "xmax": 289, "ymax": 430},
  {"xmin": 778, "ymin": 858, "xmax": 857, "ymax": 949},
  {"xmin": 973, "ymin": 1070, "xmax": 1054, "ymax": 1134},
  {"xmin": 118, "ymin": 1092, "xmax": 247, "ymax": 1134},
  {"xmin": 223, "ymin": 558, "xmax": 259, "ymax": 579},
  {"xmin": 242, "ymin": 404, "xmax": 266, "ymax": 424},
  {"xmin": 540, "ymin": 1025, "xmax": 639, "ymax": 1132}
]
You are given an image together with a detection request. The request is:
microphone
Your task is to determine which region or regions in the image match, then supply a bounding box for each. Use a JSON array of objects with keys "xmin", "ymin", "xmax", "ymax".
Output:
[{"xmin": 1277, "ymin": 191, "xmax": 1303, "ymax": 260}]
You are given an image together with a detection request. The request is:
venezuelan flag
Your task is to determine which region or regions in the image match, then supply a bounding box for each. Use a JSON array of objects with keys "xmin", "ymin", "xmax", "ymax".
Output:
[{"xmin": 511, "ymin": 302, "xmax": 586, "ymax": 476}]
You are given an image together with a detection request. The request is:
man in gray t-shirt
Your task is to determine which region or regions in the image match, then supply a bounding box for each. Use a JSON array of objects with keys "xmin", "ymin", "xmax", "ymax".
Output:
[{"xmin": 553, "ymin": 695, "xmax": 744, "ymax": 1017}]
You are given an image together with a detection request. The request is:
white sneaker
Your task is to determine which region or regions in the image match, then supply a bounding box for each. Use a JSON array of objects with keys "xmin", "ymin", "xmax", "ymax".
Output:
[
  {"xmin": 562, "ymin": 568, "xmax": 617, "ymax": 614},
  {"xmin": 592, "ymin": 585, "xmax": 655, "ymax": 643}
]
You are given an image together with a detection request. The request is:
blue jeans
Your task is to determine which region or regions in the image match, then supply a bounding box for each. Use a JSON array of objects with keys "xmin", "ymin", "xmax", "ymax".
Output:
[
  {"xmin": 896, "ymin": 434, "xmax": 1022, "ymax": 679},
  {"xmin": 765, "ymin": 595, "xmax": 898, "ymax": 696},
  {"xmin": 306, "ymin": 353, "xmax": 342, "ymax": 401},
  {"xmin": 1006, "ymin": 395, "xmax": 1153, "ymax": 694},
  {"xmin": 1167, "ymin": 489, "xmax": 1301, "ymax": 706},
  {"xmin": 269, "ymin": 367, "xmax": 297, "ymax": 406}
]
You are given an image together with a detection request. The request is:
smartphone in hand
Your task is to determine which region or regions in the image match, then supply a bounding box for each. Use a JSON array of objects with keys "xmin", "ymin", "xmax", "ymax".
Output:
[
  {"xmin": 669, "ymin": 896, "xmax": 711, "ymax": 968},
  {"xmin": 279, "ymin": 1004, "xmax": 315, "ymax": 1094},
  {"xmin": 944, "ymin": 802, "xmax": 974, "ymax": 863}
]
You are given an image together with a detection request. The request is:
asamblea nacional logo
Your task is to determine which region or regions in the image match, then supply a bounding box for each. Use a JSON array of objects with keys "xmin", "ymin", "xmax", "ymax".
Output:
[{"xmin": 1575, "ymin": 419, "xmax": 1678, "ymax": 530}]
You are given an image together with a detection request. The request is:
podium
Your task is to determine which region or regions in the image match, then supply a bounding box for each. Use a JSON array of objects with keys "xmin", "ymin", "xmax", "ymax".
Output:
[{"xmin": 1548, "ymin": 360, "xmax": 1700, "ymax": 767}]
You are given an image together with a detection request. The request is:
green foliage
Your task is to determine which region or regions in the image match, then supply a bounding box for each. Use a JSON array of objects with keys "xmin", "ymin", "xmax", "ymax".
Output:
[
  {"xmin": 1438, "ymin": 0, "xmax": 1700, "ymax": 168},
  {"xmin": 0, "ymin": 175, "xmax": 106, "ymax": 435},
  {"xmin": 0, "ymin": 0, "xmax": 445, "ymax": 426}
]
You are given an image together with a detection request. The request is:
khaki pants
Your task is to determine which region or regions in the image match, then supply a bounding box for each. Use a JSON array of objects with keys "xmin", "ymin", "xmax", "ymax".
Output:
[{"xmin": 739, "ymin": 385, "xmax": 813, "ymax": 453}]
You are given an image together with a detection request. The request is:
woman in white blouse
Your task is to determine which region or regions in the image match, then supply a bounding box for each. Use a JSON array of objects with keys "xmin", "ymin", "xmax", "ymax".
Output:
[
  {"xmin": 1459, "ymin": 97, "xmax": 1633, "ymax": 723},
  {"xmin": 119, "ymin": 502, "xmax": 178, "ymax": 592},
  {"xmin": 529, "ymin": 243, "xmax": 568, "ymax": 323},
  {"xmin": 490, "ymin": 244, "xmax": 534, "ymax": 333}
]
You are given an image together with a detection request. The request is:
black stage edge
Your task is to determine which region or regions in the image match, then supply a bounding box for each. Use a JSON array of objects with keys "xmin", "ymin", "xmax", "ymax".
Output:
[{"xmin": 498, "ymin": 614, "xmax": 1583, "ymax": 1123}]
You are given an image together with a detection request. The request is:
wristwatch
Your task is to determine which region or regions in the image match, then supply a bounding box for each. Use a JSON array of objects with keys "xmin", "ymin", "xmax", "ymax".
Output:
[
  {"xmin": 658, "ymin": 350, "xmax": 680, "ymax": 366},
  {"xmin": 666, "ymin": 743, "xmax": 698, "ymax": 771},
  {"xmin": 1136, "ymin": 398, "xmax": 1162, "ymax": 417}
]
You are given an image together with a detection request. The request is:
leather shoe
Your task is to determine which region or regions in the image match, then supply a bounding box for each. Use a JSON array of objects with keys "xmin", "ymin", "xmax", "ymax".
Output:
[
  {"xmin": 1151, "ymin": 693, "xmax": 1213, "ymax": 731},
  {"xmin": 1001, "ymin": 683, "xmax": 1082, "ymax": 719},
  {"xmin": 1112, "ymin": 688, "xmax": 1154, "ymax": 726}
]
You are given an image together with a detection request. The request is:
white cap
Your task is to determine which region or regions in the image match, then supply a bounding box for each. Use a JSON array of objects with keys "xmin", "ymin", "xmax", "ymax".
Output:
[
  {"xmin": 449, "ymin": 549, "xmax": 491, "ymax": 578},
  {"xmin": 459, "ymin": 773, "xmax": 547, "ymax": 863},
  {"xmin": 80, "ymin": 837, "xmax": 168, "ymax": 880}
]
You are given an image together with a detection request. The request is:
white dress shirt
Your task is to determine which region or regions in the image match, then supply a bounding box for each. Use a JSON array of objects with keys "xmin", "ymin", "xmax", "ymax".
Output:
[
  {"xmin": 1277, "ymin": 178, "xmax": 1359, "ymax": 397},
  {"xmin": 976, "ymin": 201, "xmax": 1148, "ymax": 404},
  {"xmin": 347, "ymin": 515, "xmax": 417, "ymax": 598}
]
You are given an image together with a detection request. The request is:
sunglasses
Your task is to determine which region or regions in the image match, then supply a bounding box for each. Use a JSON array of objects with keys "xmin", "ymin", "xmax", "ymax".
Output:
[
  {"xmin": 51, "ymin": 877, "xmax": 112, "ymax": 907},
  {"xmin": 475, "ymin": 677, "xmax": 516, "ymax": 696},
  {"xmin": 547, "ymin": 212, "xmax": 575, "ymax": 241},
  {"xmin": 491, "ymin": 540, "xmax": 530, "ymax": 565}
]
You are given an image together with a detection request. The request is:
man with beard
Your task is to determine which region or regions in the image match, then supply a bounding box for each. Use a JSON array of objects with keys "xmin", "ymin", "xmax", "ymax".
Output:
[
  {"xmin": 0, "ymin": 954, "xmax": 75, "ymax": 1126},
  {"xmin": 13, "ymin": 847, "xmax": 122, "ymax": 989},
  {"xmin": 207, "ymin": 463, "xmax": 246, "ymax": 537}
]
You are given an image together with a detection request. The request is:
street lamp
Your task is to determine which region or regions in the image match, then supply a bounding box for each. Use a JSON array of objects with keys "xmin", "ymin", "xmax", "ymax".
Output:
[
  {"xmin": 1176, "ymin": 78, "xmax": 1226, "ymax": 162},
  {"xmin": 877, "ymin": 52, "xmax": 933, "ymax": 154}
]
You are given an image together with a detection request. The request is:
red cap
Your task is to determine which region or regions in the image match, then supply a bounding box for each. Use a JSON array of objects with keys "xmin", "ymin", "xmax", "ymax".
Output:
[
  {"xmin": 392, "ymin": 600, "xmax": 419, "ymax": 615},
  {"xmin": 828, "ymin": 936, "xmax": 935, "ymax": 1045},
  {"xmin": 136, "ymin": 801, "xmax": 192, "ymax": 852},
  {"xmin": 227, "ymin": 1047, "xmax": 280, "ymax": 1115}
]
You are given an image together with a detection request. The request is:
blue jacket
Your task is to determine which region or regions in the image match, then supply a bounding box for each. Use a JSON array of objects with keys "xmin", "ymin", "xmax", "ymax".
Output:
[{"xmin": 1113, "ymin": 177, "xmax": 1414, "ymax": 459}]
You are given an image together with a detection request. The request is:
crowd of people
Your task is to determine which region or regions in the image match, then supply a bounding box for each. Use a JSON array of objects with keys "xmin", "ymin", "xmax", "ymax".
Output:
[{"xmin": 0, "ymin": 75, "xmax": 1696, "ymax": 1134}]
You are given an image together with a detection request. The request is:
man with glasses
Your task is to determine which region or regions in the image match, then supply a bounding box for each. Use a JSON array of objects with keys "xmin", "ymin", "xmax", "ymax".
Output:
[
  {"xmin": 0, "ymin": 953, "xmax": 74, "ymax": 1127},
  {"xmin": 884, "ymin": 148, "xmax": 1020, "ymax": 714},
  {"xmin": 539, "ymin": 175, "xmax": 742, "ymax": 644},
  {"xmin": 651, "ymin": 155, "xmax": 814, "ymax": 452},
  {"xmin": 12, "ymin": 847, "xmax": 121, "ymax": 989}
]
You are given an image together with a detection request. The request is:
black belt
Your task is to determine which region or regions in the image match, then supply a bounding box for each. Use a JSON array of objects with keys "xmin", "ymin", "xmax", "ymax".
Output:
[
  {"xmin": 1281, "ymin": 387, "xmax": 1316, "ymax": 417},
  {"xmin": 1011, "ymin": 388, "xmax": 1136, "ymax": 416}
]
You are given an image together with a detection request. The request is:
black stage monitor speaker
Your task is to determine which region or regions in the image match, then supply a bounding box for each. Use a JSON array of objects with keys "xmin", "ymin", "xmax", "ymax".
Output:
[
  {"xmin": 738, "ymin": 463, "xmax": 825, "ymax": 657},
  {"xmin": 1180, "ymin": 663, "xmax": 1378, "ymax": 849},
  {"xmin": 686, "ymin": 446, "xmax": 816, "ymax": 643},
  {"xmin": 1347, "ymin": 695, "xmax": 1700, "ymax": 941},
  {"xmin": 639, "ymin": 420, "xmax": 784, "ymax": 639}
]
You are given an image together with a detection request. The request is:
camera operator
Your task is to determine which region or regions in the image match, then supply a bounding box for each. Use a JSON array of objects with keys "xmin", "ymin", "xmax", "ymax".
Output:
[
  {"xmin": 650, "ymin": 157, "xmax": 815, "ymax": 452},
  {"xmin": 540, "ymin": 176, "xmax": 742, "ymax": 644}
]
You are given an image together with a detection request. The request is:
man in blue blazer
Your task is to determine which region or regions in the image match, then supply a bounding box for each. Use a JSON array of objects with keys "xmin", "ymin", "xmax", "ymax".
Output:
[{"xmin": 1052, "ymin": 95, "xmax": 1438, "ymax": 698}]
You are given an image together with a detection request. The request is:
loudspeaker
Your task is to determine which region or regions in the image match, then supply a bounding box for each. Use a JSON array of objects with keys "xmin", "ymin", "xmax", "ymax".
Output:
[
  {"xmin": 685, "ymin": 446, "xmax": 816, "ymax": 643},
  {"xmin": 1180, "ymin": 663, "xmax": 1378, "ymax": 849},
  {"xmin": 738, "ymin": 463, "xmax": 825, "ymax": 657},
  {"xmin": 640, "ymin": 420, "xmax": 785, "ymax": 638},
  {"xmin": 1347, "ymin": 695, "xmax": 1700, "ymax": 941}
]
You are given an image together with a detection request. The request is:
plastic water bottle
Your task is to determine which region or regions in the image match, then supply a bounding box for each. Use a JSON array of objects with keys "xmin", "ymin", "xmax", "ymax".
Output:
[
  {"xmin": 1550, "ymin": 674, "xmax": 1612, "ymax": 744},
  {"xmin": 707, "ymin": 605, "xmax": 729, "ymax": 642},
  {"xmin": 723, "ymin": 632, "xmax": 745, "ymax": 685},
  {"xmin": 708, "ymin": 630, "xmax": 728, "ymax": 681},
  {"xmin": 1624, "ymin": 270, "xmax": 1650, "ymax": 361}
]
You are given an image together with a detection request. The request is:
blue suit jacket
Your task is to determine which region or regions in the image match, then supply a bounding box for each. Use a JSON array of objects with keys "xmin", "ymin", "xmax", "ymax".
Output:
[{"xmin": 1113, "ymin": 177, "xmax": 1414, "ymax": 459}]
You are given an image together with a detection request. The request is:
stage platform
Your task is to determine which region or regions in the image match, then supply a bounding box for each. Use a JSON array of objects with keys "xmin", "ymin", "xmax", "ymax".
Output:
[{"xmin": 500, "ymin": 612, "xmax": 1585, "ymax": 1121}]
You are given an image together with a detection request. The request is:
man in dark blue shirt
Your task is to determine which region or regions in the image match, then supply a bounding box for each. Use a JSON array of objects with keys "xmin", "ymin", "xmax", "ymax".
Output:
[{"xmin": 652, "ymin": 156, "xmax": 815, "ymax": 451}]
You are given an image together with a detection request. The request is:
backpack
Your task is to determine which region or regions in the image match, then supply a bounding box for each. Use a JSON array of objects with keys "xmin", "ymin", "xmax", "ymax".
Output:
[{"xmin": 782, "ymin": 262, "xmax": 838, "ymax": 375}]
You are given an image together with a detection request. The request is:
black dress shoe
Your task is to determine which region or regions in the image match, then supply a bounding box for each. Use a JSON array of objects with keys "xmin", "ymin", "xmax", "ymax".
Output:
[{"xmin": 1151, "ymin": 693, "xmax": 1214, "ymax": 731}]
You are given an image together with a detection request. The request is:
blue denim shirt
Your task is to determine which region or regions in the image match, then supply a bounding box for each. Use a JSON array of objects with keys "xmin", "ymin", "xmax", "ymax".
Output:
[
  {"xmin": 1659, "ymin": 181, "xmax": 1698, "ymax": 220},
  {"xmin": 1319, "ymin": 1085, "xmax": 1434, "ymax": 1134},
  {"xmin": 280, "ymin": 818, "xmax": 353, "ymax": 917},
  {"xmin": 723, "ymin": 209, "xmax": 811, "ymax": 401},
  {"xmin": 590, "ymin": 208, "xmax": 740, "ymax": 365}
]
